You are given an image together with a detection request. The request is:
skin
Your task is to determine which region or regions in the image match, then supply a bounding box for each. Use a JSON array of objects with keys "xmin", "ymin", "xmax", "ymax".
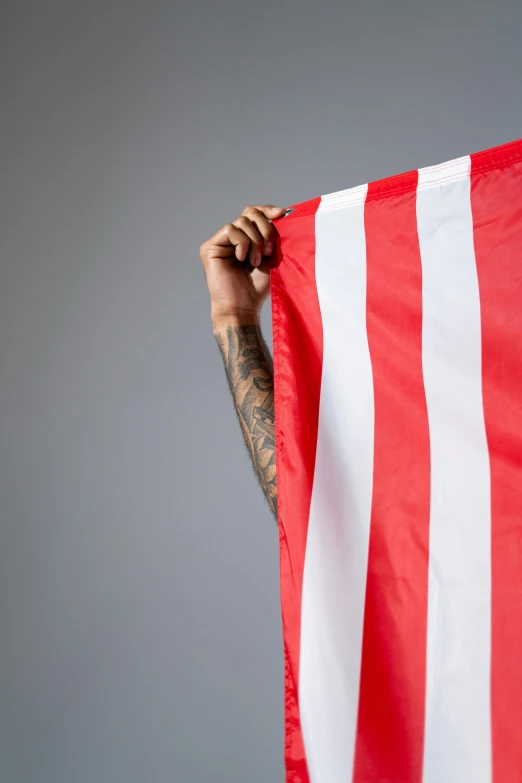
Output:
[{"xmin": 199, "ymin": 204, "xmax": 286, "ymax": 520}]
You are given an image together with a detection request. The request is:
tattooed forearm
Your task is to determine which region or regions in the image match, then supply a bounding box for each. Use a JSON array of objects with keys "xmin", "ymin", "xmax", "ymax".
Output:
[{"xmin": 215, "ymin": 324, "xmax": 277, "ymax": 520}]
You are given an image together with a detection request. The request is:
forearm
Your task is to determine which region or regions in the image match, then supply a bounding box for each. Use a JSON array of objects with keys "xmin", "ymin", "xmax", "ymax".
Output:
[{"xmin": 215, "ymin": 323, "xmax": 277, "ymax": 520}]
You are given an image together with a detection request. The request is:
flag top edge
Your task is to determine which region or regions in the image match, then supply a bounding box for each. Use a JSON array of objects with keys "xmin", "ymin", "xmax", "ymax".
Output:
[{"xmin": 275, "ymin": 137, "xmax": 522, "ymax": 220}]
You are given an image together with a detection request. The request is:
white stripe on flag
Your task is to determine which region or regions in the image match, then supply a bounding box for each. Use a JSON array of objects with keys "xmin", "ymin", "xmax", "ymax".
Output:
[
  {"xmin": 417, "ymin": 156, "xmax": 492, "ymax": 783},
  {"xmin": 299, "ymin": 186, "xmax": 374, "ymax": 783}
]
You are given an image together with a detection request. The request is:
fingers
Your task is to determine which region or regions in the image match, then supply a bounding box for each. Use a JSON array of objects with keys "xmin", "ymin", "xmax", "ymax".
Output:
[
  {"xmin": 200, "ymin": 205, "xmax": 286, "ymax": 267},
  {"xmin": 243, "ymin": 204, "xmax": 286, "ymax": 222},
  {"xmin": 215, "ymin": 222, "xmax": 252, "ymax": 262},
  {"xmin": 240, "ymin": 205, "xmax": 286, "ymax": 264},
  {"xmin": 232, "ymin": 215, "xmax": 264, "ymax": 267}
]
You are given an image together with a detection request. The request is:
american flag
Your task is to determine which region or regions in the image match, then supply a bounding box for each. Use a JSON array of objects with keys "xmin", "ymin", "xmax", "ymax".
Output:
[{"xmin": 271, "ymin": 138, "xmax": 522, "ymax": 783}]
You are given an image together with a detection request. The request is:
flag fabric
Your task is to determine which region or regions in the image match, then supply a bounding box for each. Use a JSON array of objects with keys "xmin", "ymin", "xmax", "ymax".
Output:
[{"xmin": 270, "ymin": 138, "xmax": 522, "ymax": 783}]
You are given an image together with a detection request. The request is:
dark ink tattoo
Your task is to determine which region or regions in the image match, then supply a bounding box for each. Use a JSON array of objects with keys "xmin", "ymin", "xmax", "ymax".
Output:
[{"xmin": 215, "ymin": 325, "xmax": 277, "ymax": 520}]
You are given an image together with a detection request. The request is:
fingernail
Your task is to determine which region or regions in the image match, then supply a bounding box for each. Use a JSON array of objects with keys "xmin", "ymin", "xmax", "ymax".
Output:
[{"xmin": 264, "ymin": 242, "xmax": 273, "ymax": 255}]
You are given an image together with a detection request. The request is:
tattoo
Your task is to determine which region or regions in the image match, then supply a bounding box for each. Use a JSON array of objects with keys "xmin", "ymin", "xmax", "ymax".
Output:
[{"xmin": 215, "ymin": 325, "xmax": 277, "ymax": 520}]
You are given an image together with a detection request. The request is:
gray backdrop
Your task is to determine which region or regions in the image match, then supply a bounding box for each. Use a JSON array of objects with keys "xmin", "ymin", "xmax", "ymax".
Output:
[{"xmin": 1, "ymin": 1, "xmax": 521, "ymax": 781}]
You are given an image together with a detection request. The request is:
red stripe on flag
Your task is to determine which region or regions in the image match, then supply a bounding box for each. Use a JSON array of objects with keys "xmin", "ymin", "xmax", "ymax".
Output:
[
  {"xmin": 352, "ymin": 174, "xmax": 430, "ymax": 782},
  {"xmin": 471, "ymin": 141, "xmax": 522, "ymax": 783},
  {"xmin": 271, "ymin": 197, "xmax": 322, "ymax": 783}
]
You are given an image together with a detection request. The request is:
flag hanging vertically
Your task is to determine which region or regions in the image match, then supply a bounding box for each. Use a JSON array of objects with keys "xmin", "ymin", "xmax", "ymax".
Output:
[{"xmin": 271, "ymin": 138, "xmax": 522, "ymax": 783}]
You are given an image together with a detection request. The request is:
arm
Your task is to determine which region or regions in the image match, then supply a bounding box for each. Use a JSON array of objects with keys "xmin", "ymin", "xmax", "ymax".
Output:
[
  {"xmin": 200, "ymin": 204, "xmax": 286, "ymax": 521},
  {"xmin": 215, "ymin": 323, "xmax": 277, "ymax": 518}
]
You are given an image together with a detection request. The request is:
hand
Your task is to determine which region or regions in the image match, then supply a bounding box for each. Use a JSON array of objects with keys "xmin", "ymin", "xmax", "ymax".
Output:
[{"xmin": 199, "ymin": 204, "xmax": 286, "ymax": 332}]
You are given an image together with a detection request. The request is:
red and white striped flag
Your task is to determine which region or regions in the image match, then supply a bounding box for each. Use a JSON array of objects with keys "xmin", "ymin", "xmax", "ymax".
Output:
[{"xmin": 271, "ymin": 138, "xmax": 522, "ymax": 783}]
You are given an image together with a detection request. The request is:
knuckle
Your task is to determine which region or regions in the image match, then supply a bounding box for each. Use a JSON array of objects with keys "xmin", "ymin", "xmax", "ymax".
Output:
[
  {"xmin": 243, "ymin": 205, "xmax": 262, "ymax": 220},
  {"xmin": 235, "ymin": 216, "xmax": 251, "ymax": 231}
]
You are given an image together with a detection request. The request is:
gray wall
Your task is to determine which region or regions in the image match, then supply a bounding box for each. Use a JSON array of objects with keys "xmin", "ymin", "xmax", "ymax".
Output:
[{"xmin": 1, "ymin": 1, "xmax": 520, "ymax": 781}]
